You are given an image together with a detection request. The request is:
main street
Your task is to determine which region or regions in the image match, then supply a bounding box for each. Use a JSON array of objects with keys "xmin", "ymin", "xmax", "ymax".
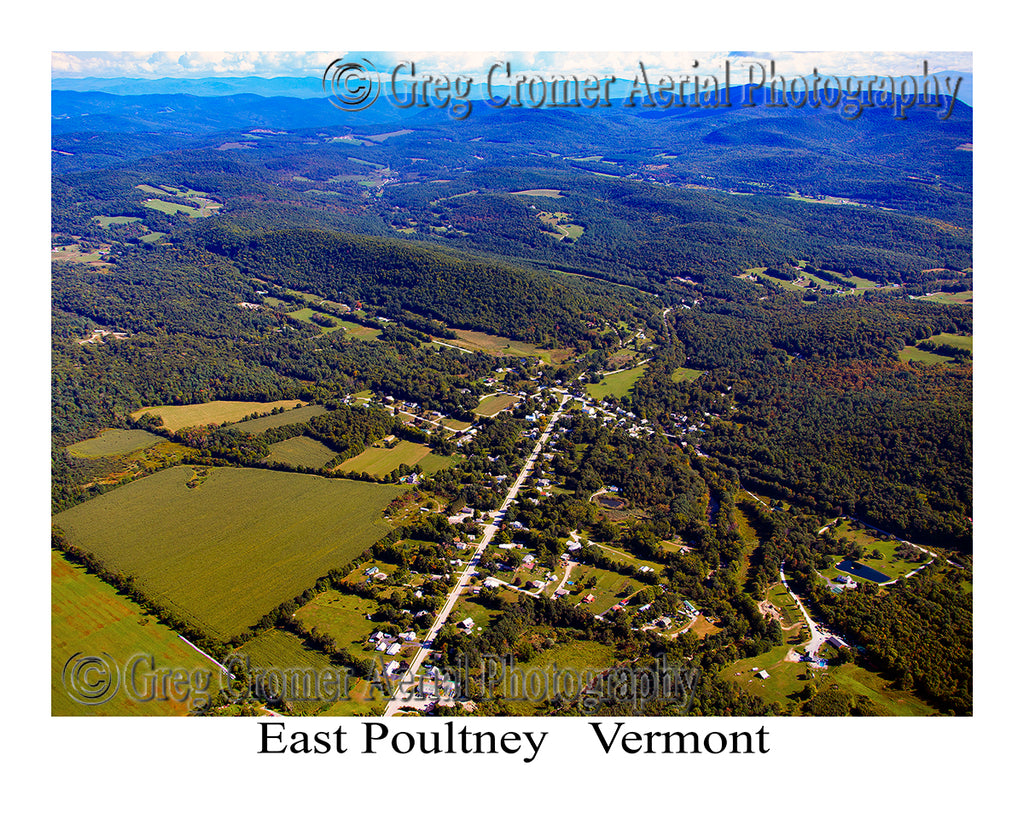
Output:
[{"xmin": 383, "ymin": 392, "xmax": 570, "ymax": 715}]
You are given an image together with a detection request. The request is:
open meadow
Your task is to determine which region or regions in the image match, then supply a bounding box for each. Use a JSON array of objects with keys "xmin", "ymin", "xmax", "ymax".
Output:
[
  {"xmin": 294, "ymin": 590, "xmax": 379, "ymax": 651},
  {"xmin": 132, "ymin": 400, "xmax": 306, "ymax": 431},
  {"xmin": 52, "ymin": 466, "xmax": 404, "ymax": 640},
  {"xmin": 587, "ymin": 363, "xmax": 648, "ymax": 400},
  {"xmin": 671, "ymin": 366, "xmax": 703, "ymax": 383}
]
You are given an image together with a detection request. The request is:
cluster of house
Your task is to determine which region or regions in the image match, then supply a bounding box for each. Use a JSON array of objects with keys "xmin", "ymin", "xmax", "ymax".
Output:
[
  {"xmin": 370, "ymin": 629, "xmax": 418, "ymax": 656},
  {"xmin": 362, "ymin": 566, "xmax": 389, "ymax": 582},
  {"xmin": 575, "ymin": 397, "xmax": 657, "ymax": 439}
]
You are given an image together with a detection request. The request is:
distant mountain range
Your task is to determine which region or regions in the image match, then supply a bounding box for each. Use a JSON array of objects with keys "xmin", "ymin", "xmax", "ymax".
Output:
[{"xmin": 52, "ymin": 71, "xmax": 973, "ymax": 106}]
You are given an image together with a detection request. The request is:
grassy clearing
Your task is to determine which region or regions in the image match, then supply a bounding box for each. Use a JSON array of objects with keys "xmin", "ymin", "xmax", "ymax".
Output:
[
  {"xmin": 587, "ymin": 363, "xmax": 648, "ymax": 400},
  {"xmin": 52, "ymin": 551, "xmax": 220, "ymax": 716},
  {"xmin": 142, "ymin": 199, "xmax": 201, "ymax": 216},
  {"xmin": 928, "ymin": 332, "xmax": 973, "ymax": 351},
  {"xmin": 472, "ymin": 393, "xmax": 520, "ymax": 417},
  {"xmin": 899, "ymin": 346, "xmax": 953, "ymax": 365},
  {"xmin": 453, "ymin": 596, "xmax": 500, "ymax": 632},
  {"xmin": 687, "ymin": 614, "xmax": 722, "ymax": 639},
  {"xmin": 841, "ymin": 274, "xmax": 884, "ymax": 291},
  {"xmin": 766, "ymin": 583, "xmax": 805, "ymax": 629},
  {"xmin": 918, "ymin": 290, "xmax": 973, "ymax": 305},
  {"xmin": 53, "ymin": 466, "xmax": 403, "ymax": 640},
  {"xmin": 93, "ymin": 215, "xmax": 141, "ymax": 227},
  {"xmin": 591, "ymin": 542, "xmax": 665, "ymax": 575},
  {"xmin": 137, "ymin": 185, "xmax": 222, "ymax": 218},
  {"xmin": 444, "ymin": 328, "xmax": 573, "ymax": 365},
  {"xmin": 605, "ymin": 349, "xmax": 639, "ymax": 369},
  {"xmin": 511, "ymin": 189, "xmax": 563, "ymax": 197},
  {"xmin": 720, "ymin": 644, "xmax": 810, "ymax": 706},
  {"xmin": 131, "ymin": 400, "xmax": 305, "ymax": 431},
  {"xmin": 264, "ymin": 436, "xmax": 339, "ymax": 469},
  {"xmin": 66, "ymin": 429, "xmax": 164, "ymax": 459},
  {"xmin": 827, "ymin": 520, "xmax": 927, "ymax": 580},
  {"xmin": 574, "ymin": 566, "xmax": 641, "ymax": 614},
  {"xmin": 671, "ymin": 366, "xmax": 703, "ymax": 383},
  {"xmin": 317, "ymin": 678, "xmax": 388, "ymax": 716},
  {"xmin": 537, "ymin": 210, "xmax": 584, "ymax": 240},
  {"xmin": 51, "ymin": 243, "xmax": 110, "ymax": 265},
  {"xmin": 228, "ymin": 404, "xmax": 329, "ymax": 434},
  {"xmin": 417, "ymin": 452, "xmax": 458, "ymax": 474},
  {"xmin": 720, "ymin": 643, "xmax": 936, "ymax": 715},
  {"xmin": 294, "ymin": 590, "xmax": 378, "ymax": 651},
  {"xmin": 338, "ymin": 321, "xmax": 382, "ymax": 340},
  {"xmin": 339, "ymin": 439, "xmax": 434, "ymax": 477},
  {"xmin": 284, "ymin": 307, "xmax": 345, "ymax": 333},
  {"xmin": 898, "ymin": 332, "xmax": 972, "ymax": 365}
]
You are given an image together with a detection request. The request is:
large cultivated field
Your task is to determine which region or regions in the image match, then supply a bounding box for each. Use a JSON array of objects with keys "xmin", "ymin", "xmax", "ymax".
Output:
[
  {"xmin": 264, "ymin": 435, "xmax": 338, "ymax": 468},
  {"xmin": 52, "ymin": 551, "xmax": 221, "ymax": 716},
  {"xmin": 52, "ymin": 466, "xmax": 404, "ymax": 639},
  {"xmin": 132, "ymin": 400, "xmax": 306, "ymax": 432}
]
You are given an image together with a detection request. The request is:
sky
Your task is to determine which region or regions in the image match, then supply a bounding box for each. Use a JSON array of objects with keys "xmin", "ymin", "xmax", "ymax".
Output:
[{"xmin": 51, "ymin": 50, "xmax": 972, "ymax": 80}]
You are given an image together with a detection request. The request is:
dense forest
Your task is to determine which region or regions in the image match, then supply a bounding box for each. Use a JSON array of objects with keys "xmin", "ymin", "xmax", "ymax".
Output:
[{"xmin": 197, "ymin": 224, "xmax": 653, "ymax": 346}]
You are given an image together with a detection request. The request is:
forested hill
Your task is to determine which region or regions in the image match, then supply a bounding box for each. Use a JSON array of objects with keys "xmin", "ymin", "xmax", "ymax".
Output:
[{"xmin": 199, "ymin": 225, "xmax": 654, "ymax": 346}]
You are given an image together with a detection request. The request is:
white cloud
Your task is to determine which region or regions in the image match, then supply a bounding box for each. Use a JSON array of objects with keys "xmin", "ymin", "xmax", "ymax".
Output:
[{"xmin": 52, "ymin": 50, "xmax": 971, "ymax": 80}]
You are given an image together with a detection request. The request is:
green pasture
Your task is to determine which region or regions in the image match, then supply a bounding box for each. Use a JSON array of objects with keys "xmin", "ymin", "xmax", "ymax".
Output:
[
  {"xmin": 53, "ymin": 466, "xmax": 403, "ymax": 640},
  {"xmin": 587, "ymin": 363, "xmax": 648, "ymax": 400}
]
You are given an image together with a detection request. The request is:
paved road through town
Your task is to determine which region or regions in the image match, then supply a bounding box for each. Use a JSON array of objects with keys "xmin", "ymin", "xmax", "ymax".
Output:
[{"xmin": 383, "ymin": 393, "xmax": 569, "ymax": 715}]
